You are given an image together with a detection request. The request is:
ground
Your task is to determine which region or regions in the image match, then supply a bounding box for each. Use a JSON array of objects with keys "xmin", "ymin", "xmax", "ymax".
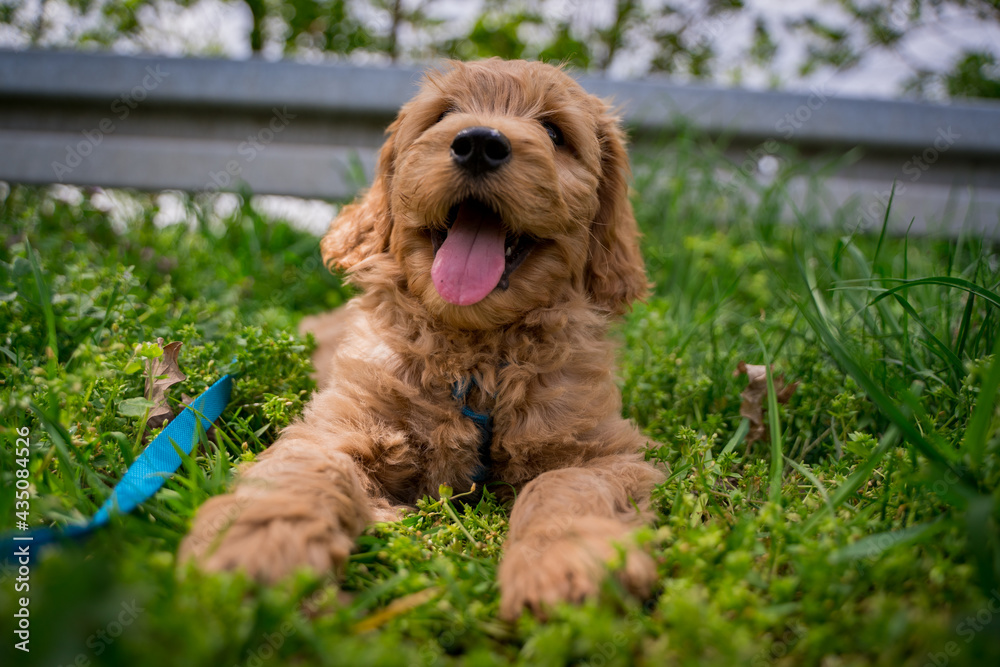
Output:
[{"xmin": 1, "ymin": 135, "xmax": 998, "ymax": 666}]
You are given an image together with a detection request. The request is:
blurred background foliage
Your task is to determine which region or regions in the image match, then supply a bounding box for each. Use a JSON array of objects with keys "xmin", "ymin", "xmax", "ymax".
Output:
[{"xmin": 1, "ymin": 0, "xmax": 999, "ymax": 100}]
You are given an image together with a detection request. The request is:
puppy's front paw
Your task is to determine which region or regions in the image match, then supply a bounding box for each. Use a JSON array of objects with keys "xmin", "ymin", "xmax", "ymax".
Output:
[
  {"xmin": 179, "ymin": 491, "xmax": 359, "ymax": 583},
  {"xmin": 496, "ymin": 518, "xmax": 656, "ymax": 620}
]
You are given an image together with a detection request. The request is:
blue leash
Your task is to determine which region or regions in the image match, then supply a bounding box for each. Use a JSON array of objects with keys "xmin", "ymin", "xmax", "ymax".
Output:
[
  {"xmin": 452, "ymin": 377, "xmax": 494, "ymax": 486},
  {"xmin": 3, "ymin": 373, "xmax": 234, "ymax": 565}
]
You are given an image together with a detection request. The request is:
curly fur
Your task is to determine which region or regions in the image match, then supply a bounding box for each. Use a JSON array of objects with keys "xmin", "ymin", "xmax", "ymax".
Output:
[{"xmin": 181, "ymin": 59, "xmax": 664, "ymax": 619}]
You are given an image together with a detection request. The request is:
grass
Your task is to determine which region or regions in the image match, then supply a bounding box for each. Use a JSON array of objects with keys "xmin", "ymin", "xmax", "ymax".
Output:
[{"xmin": 1, "ymin": 133, "xmax": 999, "ymax": 666}]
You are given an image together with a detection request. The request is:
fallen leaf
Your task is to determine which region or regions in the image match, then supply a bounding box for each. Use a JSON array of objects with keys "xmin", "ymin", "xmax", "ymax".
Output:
[
  {"xmin": 734, "ymin": 361, "xmax": 798, "ymax": 445},
  {"xmin": 145, "ymin": 338, "xmax": 185, "ymax": 429}
]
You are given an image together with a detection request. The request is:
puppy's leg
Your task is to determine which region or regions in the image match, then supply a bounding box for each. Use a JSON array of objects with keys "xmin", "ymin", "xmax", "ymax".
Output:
[
  {"xmin": 497, "ymin": 455, "xmax": 662, "ymax": 620},
  {"xmin": 179, "ymin": 424, "xmax": 388, "ymax": 583},
  {"xmin": 298, "ymin": 306, "xmax": 354, "ymax": 390}
]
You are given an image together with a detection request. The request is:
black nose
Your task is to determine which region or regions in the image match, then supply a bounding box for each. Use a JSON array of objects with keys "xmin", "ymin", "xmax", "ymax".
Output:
[{"xmin": 450, "ymin": 126, "xmax": 511, "ymax": 176}]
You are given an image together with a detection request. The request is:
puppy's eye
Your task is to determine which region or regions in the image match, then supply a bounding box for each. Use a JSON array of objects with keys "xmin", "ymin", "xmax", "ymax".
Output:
[
  {"xmin": 541, "ymin": 121, "xmax": 564, "ymax": 146},
  {"xmin": 436, "ymin": 107, "xmax": 456, "ymax": 124}
]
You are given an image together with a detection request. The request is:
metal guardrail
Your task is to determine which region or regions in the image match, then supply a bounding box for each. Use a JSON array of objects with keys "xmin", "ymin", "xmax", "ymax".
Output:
[{"xmin": 1, "ymin": 49, "xmax": 998, "ymax": 235}]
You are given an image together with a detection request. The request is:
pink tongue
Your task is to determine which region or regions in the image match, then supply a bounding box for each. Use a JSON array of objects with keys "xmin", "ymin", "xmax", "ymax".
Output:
[{"xmin": 431, "ymin": 201, "xmax": 506, "ymax": 306}]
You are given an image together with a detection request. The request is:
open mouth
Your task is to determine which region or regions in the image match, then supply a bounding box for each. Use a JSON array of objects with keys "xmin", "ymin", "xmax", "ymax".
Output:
[{"xmin": 429, "ymin": 198, "xmax": 535, "ymax": 306}]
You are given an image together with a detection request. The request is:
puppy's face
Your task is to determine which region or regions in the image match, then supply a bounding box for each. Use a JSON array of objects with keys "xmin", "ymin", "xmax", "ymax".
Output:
[{"xmin": 323, "ymin": 59, "xmax": 647, "ymax": 330}]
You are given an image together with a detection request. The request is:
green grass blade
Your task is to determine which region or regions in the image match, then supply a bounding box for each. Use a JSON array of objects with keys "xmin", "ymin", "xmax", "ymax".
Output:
[
  {"xmin": 871, "ymin": 182, "xmax": 894, "ymax": 273},
  {"xmin": 954, "ymin": 291, "xmax": 976, "ymax": 361},
  {"xmin": 828, "ymin": 519, "xmax": 942, "ymax": 564},
  {"xmin": 889, "ymin": 293, "xmax": 963, "ymax": 378},
  {"xmin": 965, "ymin": 494, "xmax": 999, "ymax": 593},
  {"xmin": 803, "ymin": 426, "xmax": 901, "ymax": 534},
  {"xmin": 844, "ymin": 244, "xmax": 903, "ymax": 340},
  {"xmin": 29, "ymin": 400, "xmax": 98, "ymax": 506},
  {"xmin": 903, "ymin": 219, "xmax": 912, "ymax": 371},
  {"xmin": 783, "ymin": 455, "xmax": 833, "ymax": 516},
  {"xmin": 870, "ymin": 277, "xmax": 1000, "ymax": 310},
  {"xmin": 91, "ymin": 281, "xmax": 122, "ymax": 345},
  {"xmin": 964, "ymin": 332, "xmax": 1000, "ymax": 467},
  {"xmin": 720, "ymin": 417, "xmax": 751, "ymax": 457},
  {"xmin": 797, "ymin": 254, "xmax": 962, "ymax": 475},
  {"xmin": 755, "ymin": 330, "xmax": 784, "ymax": 505},
  {"xmin": 24, "ymin": 238, "xmax": 59, "ymax": 375}
]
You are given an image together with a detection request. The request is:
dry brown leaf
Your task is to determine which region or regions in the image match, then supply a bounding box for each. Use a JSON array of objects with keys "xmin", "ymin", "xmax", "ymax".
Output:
[
  {"xmin": 733, "ymin": 360, "xmax": 798, "ymax": 445},
  {"xmin": 145, "ymin": 338, "xmax": 185, "ymax": 429}
]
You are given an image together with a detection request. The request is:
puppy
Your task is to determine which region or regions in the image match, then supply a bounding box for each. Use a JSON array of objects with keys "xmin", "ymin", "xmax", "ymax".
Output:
[{"xmin": 181, "ymin": 59, "xmax": 664, "ymax": 619}]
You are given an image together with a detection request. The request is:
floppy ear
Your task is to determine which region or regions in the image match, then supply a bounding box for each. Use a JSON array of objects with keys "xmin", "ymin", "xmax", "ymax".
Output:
[
  {"xmin": 586, "ymin": 111, "xmax": 649, "ymax": 315},
  {"xmin": 320, "ymin": 123, "xmax": 398, "ymax": 273}
]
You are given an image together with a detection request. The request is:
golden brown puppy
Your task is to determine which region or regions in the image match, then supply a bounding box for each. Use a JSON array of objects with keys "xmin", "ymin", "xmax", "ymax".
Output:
[{"xmin": 181, "ymin": 59, "xmax": 664, "ymax": 619}]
